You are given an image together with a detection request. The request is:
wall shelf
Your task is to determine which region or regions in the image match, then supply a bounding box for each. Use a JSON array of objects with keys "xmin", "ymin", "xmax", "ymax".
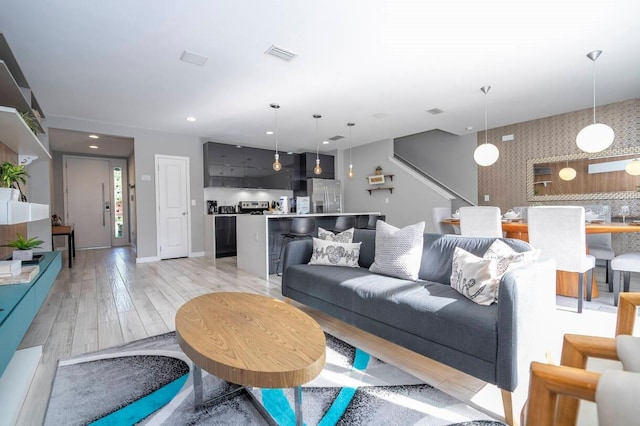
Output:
[
  {"xmin": 0, "ymin": 106, "xmax": 51, "ymax": 159},
  {"xmin": 0, "ymin": 61, "xmax": 44, "ymax": 133},
  {"xmin": 0, "ymin": 201, "xmax": 49, "ymax": 224},
  {"xmin": 367, "ymin": 187, "xmax": 394, "ymax": 195}
]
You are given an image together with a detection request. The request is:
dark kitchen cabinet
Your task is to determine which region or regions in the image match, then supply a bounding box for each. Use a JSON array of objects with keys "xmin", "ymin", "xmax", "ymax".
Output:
[
  {"xmin": 215, "ymin": 216, "xmax": 237, "ymax": 258},
  {"xmin": 301, "ymin": 152, "xmax": 335, "ymax": 179},
  {"xmin": 204, "ymin": 141, "xmax": 297, "ymax": 189}
]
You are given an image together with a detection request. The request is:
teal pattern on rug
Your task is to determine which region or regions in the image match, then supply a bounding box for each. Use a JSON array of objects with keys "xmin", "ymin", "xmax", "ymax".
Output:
[
  {"xmin": 89, "ymin": 375, "xmax": 187, "ymax": 425},
  {"xmin": 262, "ymin": 347, "xmax": 371, "ymax": 425}
]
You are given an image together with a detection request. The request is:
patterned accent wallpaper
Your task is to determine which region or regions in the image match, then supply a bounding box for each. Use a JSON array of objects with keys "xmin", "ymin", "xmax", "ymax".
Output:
[{"xmin": 478, "ymin": 97, "xmax": 640, "ymax": 252}]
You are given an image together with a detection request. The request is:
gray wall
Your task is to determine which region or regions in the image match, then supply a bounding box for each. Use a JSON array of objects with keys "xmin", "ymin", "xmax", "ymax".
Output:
[
  {"xmin": 45, "ymin": 115, "xmax": 204, "ymax": 259},
  {"xmin": 341, "ymin": 138, "xmax": 455, "ymax": 231},
  {"xmin": 394, "ymin": 129, "xmax": 478, "ymax": 204},
  {"xmin": 26, "ymin": 129, "xmax": 53, "ymax": 251}
]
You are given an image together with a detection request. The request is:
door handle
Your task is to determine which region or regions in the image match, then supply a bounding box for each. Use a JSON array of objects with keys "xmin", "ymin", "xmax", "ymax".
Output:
[{"xmin": 102, "ymin": 183, "xmax": 105, "ymax": 226}]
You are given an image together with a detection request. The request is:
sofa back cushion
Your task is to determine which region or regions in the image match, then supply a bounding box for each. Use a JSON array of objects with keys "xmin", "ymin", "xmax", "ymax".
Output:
[
  {"xmin": 353, "ymin": 229, "xmax": 377, "ymax": 268},
  {"xmin": 418, "ymin": 234, "xmax": 533, "ymax": 284}
]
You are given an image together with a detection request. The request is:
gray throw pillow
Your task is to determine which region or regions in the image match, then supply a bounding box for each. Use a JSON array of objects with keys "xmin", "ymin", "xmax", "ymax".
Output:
[{"xmin": 369, "ymin": 221, "xmax": 425, "ymax": 280}]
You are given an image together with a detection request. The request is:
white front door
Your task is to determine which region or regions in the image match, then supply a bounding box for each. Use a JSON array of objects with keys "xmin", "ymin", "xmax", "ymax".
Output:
[
  {"xmin": 156, "ymin": 155, "xmax": 190, "ymax": 259},
  {"xmin": 64, "ymin": 156, "xmax": 112, "ymax": 248}
]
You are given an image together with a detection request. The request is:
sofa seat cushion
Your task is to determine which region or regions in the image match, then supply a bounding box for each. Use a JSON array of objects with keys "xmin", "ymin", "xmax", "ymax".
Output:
[{"xmin": 285, "ymin": 265, "xmax": 498, "ymax": 362}]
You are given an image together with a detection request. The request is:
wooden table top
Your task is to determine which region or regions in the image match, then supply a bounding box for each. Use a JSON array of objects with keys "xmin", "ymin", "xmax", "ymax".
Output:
[
  {"xmin": 175, "ymin": 292, "xmax": 326, "ymax": 388},
  {"xmin": 442, "ymin": 219, "xmax": 640, "ymax": 235},
  {"xmin": 51, "ymin": 225, "xmax": 74, "ymax": 235}
]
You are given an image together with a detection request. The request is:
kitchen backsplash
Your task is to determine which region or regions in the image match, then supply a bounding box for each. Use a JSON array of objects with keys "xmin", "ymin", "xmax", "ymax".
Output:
[{"xmin": 204, "ymin": 187, "xmax": 293, "ymax": 212}]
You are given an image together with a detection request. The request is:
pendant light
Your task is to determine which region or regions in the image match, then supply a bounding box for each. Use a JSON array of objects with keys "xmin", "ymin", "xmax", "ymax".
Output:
[
  {"xmin": 576, "ymin": 50, "xmax": 615, "ymax": 153},
  {"xmin": 626, "ymin": 159, "xmax": 640, "ymax": 176},
  {"xmin": 313, "ymin": 114, "xmax": 322, "ymax": 175},
  {"xmin": 473, "ymin": 86, "xmax": 499, "ymax": 167},
  {"xmin": 559, "ymin": 160, "xmax": 577, "ymax": 181},
  {"xmin": 270, "ymin": 103, "xmax": 281, "ymax": 171},
  {"xmin": 347, "ymin": 122, "xmax": 355, "ymax": 178}
]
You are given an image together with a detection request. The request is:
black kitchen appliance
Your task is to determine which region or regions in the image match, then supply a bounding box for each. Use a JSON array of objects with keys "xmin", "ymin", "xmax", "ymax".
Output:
[{"xmin": 218, "ymin": 205, "xmax": 236, "ymax": 214}]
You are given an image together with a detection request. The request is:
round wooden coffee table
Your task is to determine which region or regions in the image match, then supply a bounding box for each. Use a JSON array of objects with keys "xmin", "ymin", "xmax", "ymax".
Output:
[{"xmin": 175, "ymin": 292, "xmax": 326, "ymax": 425}]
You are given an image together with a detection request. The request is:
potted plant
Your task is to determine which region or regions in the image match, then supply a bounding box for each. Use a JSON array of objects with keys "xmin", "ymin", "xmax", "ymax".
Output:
[
  {"xmin": 375, "ymin": 165, "xmax": 383, "ymax": 175},
  {"xmin": 3, "ymin": 233, "xmax": 43, "ymax": 261},
  {"xmin": 0, "ymin": 161, "xmax": 29, "ymax": 201}
]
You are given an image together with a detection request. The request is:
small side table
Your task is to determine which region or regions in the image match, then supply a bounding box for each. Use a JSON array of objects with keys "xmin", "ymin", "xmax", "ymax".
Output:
[{"xmin": 52, "ymin": 225, "xmax": 75, "ymax": 268}]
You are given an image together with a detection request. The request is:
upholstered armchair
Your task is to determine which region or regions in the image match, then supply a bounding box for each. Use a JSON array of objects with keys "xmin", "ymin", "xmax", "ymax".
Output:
[{"xmin": 523, "ymin": 293, "xmax": 640, "ymax": 425}]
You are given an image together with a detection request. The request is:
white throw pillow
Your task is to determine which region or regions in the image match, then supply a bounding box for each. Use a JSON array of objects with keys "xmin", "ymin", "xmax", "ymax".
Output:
[
  {"xmin": 450, "ymin": 247, "xmax": 499, "ymax": 306},
  {"xmin": 369, "ymin": 221, "xmax": 425, "ymax": 281},
  {"xmin": 483, "ymin": 240, "xmax": 541, "ymax": 277},
  {"xmin": 308, "ymin": 238, "xmax": 361, "ymax": 267},
  {"xmin": 317, "ymin": 227, "xmax": 354, "ymax": 243}
]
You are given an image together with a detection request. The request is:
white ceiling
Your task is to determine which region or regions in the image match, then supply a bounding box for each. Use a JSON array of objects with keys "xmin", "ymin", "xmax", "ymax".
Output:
[{"xmin": 1, "ymin": 0, "xmax": 639, "ymax": 156}]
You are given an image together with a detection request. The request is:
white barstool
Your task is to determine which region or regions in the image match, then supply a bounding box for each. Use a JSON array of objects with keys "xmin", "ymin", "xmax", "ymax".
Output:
[{"xmin": 611, "ymin": 253, "xmax": 640, "ymax": 306}]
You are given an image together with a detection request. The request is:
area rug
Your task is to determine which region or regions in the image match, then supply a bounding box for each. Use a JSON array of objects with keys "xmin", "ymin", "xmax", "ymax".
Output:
[{"xmin": 45, "ymin": 332, "xmax": 505, "ymax": 425}]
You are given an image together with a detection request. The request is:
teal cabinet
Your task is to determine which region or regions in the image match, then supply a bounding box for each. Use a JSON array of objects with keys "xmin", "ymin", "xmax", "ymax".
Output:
[{"xmin": 0, "ymin": 251, "xmax": 62, "ymax": 377}]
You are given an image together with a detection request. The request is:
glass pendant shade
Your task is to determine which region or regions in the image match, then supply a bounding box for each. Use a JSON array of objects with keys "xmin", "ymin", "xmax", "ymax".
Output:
[
  {"xmin": 626, "ymin": 159, "xmax": 640, "ymax": 176},
  {"xmin": 474, "ymin": 85, "xmax": 499, "ymax": 167},
  {"xmin": 576, "ymin": 50, "xmax": 615, "ymax": 153},
  {"xmin": 313, "ymin": 114, "xmax": 322, "ymax": 175},
  {"xmin": 348, "ymin": 163, "xmax": 354, "ymax": 178},
  {"xmin": 347, "ymin": 122, "xmax": 355, "ymax": 178},
  {"xmin": 270, "ymin": 103, "xmax": 281, "ymax": 171},
  {"xmin": 559, "ymin": 166, "xmax": 577, "ymax": 181},
  {"xmin": 313, "ymin": 158, "xmax": 322, "ymax": 175},
  {"xmin": 473, "ymin": 143, "xmax": 499, "ymax": 167},
  {"xmin": 576, "ymin": 123, "xmax": 615, "ymax": 153},
  {"xmin": 272, "ymin": 153, "xmax": 281, "ymax": 171}
]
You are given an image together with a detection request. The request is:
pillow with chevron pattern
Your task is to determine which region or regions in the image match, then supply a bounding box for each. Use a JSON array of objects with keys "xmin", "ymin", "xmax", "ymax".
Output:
[
  {"xmin": 308, "ymin": 238, "xmax": 361, "ymax": 267},
  {"xmin": 317, "ymin": 227, "xmax": 354, "ymax": 243},
  {"xmin": 368, "ymin": 220, "xmax": 425, "ymax": 281}
]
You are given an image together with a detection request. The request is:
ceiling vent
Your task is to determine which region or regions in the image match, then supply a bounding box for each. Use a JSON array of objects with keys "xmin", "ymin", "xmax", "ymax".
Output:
[
  {"xmin": 180, "ymin": 50, "xmax": 208, "ymax": 66},
  {"xmin": 265, "ymin": 45, "xmax": 298, "ymax": 62},
  {"xmin": 372, "ymin": 112, "xmax": 388, "ymax": 119},
  {"xmin": 426, "ymin": 108, "xmax": 445, "ymax": 115},
  {"xmin": 328, "ymin": 135, "xmax": 344, "ymax": 141}
]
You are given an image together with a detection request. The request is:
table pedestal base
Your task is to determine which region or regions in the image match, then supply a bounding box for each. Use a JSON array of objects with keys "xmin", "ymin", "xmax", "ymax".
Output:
[{"xmin": 192, "ymin": 364, "xmax": 303, "ymax": 426}]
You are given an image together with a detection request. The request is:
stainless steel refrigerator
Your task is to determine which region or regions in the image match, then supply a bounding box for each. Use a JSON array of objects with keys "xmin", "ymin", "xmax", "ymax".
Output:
[{"xmin": 307, "ymin": 178, "xmax": 342, "ymax": 213}]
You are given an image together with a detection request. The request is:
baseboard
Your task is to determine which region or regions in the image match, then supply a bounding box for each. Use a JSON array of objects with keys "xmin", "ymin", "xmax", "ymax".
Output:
[
  {"xmin": 0, "ymin": 346, "xmax": 42, "ymax": 426},
  {"xmin": 136, "ymin": 256, "xmax": 161, "ymax": 263},
  {"xmin": 190, "ymin": 251, "xmax": 204, "ymax": 258}
]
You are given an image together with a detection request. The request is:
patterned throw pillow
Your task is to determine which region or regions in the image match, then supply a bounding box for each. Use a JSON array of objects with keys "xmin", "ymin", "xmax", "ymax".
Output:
[
  {"xmin": 317, "ymin": 227, "xmax": 354, "ymax": 243},
  {"xmin": 308, "ymin": 238, "xmax": 361, "ymax": 267},
  {"xmin": 450, "ymin": 247, "xmax": 499, "ymax": 306},
  {"xmin": 483, "ymin": 240, "xmax": 541, "ymax": 276},
  {"xmin": 369, "ymin": 221, "xmax": 425, "ymax": 281}
]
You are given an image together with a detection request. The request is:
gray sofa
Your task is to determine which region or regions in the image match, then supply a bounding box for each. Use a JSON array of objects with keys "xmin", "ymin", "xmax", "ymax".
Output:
[{"xmin": 282, "ymin": 229, "xmax": 556, "ymax": 406}]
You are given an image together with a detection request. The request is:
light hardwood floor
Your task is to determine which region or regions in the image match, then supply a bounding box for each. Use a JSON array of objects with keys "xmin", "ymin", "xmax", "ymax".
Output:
[{"xmin": 14, "ymin": 247, "xmax": 638, "ymax": 425}]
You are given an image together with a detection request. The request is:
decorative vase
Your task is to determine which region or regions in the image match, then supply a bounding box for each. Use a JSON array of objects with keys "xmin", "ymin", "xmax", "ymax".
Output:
[
  {"xmin": 0, "ymin": 188, "xmax": 20, "ymax": 201},
  {"xmin": 375, "ymin": 169, "xmax": 382, "ymax": 175}
]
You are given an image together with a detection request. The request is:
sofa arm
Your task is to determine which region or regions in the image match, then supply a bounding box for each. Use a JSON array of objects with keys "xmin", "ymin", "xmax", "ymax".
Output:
[
  {"xmin": 282, "ymin": 239, "xmax": 313, "ymax": 273},
  {"xmin": 496, "ymin": 258, "xmax": 556, "ymax": 392}
]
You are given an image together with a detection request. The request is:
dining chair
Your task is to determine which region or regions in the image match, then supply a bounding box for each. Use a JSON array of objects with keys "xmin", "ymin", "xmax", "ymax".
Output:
[
  {"xmin": 611, "ymin": 253, "xmax": 640, "ymax": 306},
  {"xmin": 524, "ymin": 293, "xmax": 640, "ymax": 425},
  {"xmin": 584, "ymin": 204, "xmax": 615, "ymax": 288},
  {"xmin": 431, "ymin": 207, "xmax": 456, "ymax": 234},
  {"xmin": 527, "ymin": 206, "xmax": 595, "ymax": 313},
  {"xmin": 458, "ymin": 206, "xmax": 502, "ymax": 238}
]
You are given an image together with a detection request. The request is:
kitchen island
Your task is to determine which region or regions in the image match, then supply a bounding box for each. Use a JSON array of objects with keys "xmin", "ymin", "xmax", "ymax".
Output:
[{"xmin": 236, "ymin": 212, "xmax": 381, "ymax": 280}]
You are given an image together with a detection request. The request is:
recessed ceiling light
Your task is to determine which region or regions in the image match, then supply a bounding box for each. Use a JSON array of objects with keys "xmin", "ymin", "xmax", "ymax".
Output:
[
  {"xmin": 89, "ymin": 145, "xmax": 99, "ymax": 149},
  {"xmin": 236, "ymin": 145, "xmax": 242, "ymax": 148},
  {"xmin": 266, "ymin": 131, "xmax": 274, "ymax": 135},
  {"xmin": 186, "ymin": 116, "xmax": 197, "ymax": 122},
  {"xmin": 287, "ymin": 151, "xmax": 293, "ymax": 155},
  {"xmin": 322, "ymin": 140, "xmax": 330, "ymax": 145},
  {"xmin": 466, "ymin": 126, "xmax": 473, "ymax": 131},
  {"xmin": 89, "ymin": 134, "xmax": 99, "ymax": 139}
]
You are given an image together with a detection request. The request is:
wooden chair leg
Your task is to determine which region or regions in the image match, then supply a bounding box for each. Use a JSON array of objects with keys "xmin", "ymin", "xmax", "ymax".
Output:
[
  {"xmin": 616, "ymin": 293, "xmax": 640, "ymax": 335},
  {"xmin": 613, "ymin": 270, "xmax": 621, "ymax": 307},
  {"xmin": 501, "ymin": 389, "xmax": 515, "ymax": 426}
]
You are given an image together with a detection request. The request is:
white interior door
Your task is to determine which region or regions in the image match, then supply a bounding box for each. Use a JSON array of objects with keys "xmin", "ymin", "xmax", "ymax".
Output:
[
  {"xmin": 156, "ymin": 155, "xmax": 190, "ymax": 259},
  {"xmin": 64, "ymin": 157, "xmax": 112, "ymax": 248}
]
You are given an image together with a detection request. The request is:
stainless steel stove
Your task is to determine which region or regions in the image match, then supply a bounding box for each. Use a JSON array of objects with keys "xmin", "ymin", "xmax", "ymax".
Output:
[{"xmin": 238, "ymin": 201, "xmax": 270, "ymax": 214}]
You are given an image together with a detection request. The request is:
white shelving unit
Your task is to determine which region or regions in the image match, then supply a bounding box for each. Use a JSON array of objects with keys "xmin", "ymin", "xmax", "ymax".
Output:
[{"xmin": 0, "ymin": 106, "xmax": 50, "ymax": 159}]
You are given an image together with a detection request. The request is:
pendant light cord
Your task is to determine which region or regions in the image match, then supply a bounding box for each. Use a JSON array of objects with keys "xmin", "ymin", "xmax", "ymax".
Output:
[
  {"xmin": 592, "ymin": 58, "xmax": 597, "ymax": 124},
  {"xmin": 274, "ymin": 107, "xmax": 279, "ymax": 155}
]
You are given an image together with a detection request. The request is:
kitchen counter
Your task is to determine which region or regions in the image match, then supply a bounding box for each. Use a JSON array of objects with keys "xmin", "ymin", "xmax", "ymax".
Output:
[{"xmin": 236, "ymin": 212, "xmax": 381, "ymax": 279}]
